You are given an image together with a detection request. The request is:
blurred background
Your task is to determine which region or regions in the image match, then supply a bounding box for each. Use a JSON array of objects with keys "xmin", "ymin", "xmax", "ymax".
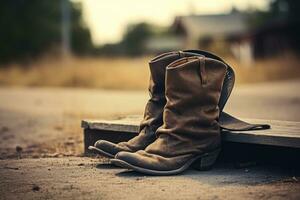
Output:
[
  {"xmin": 0, "ymin": 0, "xmax": 300, "ymax": 158},
  {"xmin": 0, "ymin": 0, "xmax": 300, "ymax": 89}
]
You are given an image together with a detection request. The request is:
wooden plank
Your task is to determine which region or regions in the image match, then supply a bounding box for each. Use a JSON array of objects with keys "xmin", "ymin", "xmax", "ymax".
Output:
[
  {"xmin": 81, "ymin": 115, "xmax": 140, "ymax": 133},
  {"xmin": 82, "ymin": 116, "xmax": 300, "ymax": 152}
]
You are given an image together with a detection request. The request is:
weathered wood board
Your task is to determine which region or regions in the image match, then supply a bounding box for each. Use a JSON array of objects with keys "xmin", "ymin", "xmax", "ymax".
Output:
[{"xmin": 82, "ymin": 115, "xmax": 300, "ymax": 155}]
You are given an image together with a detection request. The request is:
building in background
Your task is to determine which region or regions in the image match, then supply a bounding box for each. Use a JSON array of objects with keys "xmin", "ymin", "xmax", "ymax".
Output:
[
  {"xmin": 171, "ymin": 10, "xmax": 253, "ymax": 64},
  {"xmin": 145, "ymin": 10, "xmax": 254, "ymax": 64},
  {"xmin": 146, "ymin": 9, "xmax": 300, "ymax": 65},
  {"xmin": 172, "ymin": 11, "xmax": 247, "ymax": 48}
]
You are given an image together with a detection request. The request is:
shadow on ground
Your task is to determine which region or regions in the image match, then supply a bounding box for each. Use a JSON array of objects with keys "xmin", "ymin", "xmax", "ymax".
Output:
[{"xmin": 114, "ymin": 162, "xmax": 299, "ymax": 186}]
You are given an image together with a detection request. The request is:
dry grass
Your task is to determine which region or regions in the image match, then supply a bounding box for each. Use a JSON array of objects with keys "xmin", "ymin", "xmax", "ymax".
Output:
[
  {"xmin": 0, "ymin": 55, "xmax": 300, "ymax": 90},
  {"xmin": 227, "ymin": 55, "xmax": 300, "ymax": 84},
  {"xmin": 0, "ymin": 56, "xmax": 151, "ymax": 90}
]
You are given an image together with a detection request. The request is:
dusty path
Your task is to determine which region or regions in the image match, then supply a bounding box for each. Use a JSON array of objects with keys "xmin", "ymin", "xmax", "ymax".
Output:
[
  {"xmin": 0, "ymin": 80, "xmax": 300, "ymax": 199},
  {"xmin": 1, "ymin": 157, "xmax": 299, "ymax": 200},
  {"xmin": 0, "ymin": 89, "xmax": 147, "ymax": 158}
]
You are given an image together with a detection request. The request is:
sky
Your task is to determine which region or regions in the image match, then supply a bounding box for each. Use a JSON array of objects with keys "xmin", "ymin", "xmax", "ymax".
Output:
[{"xmin": 74, "ymin": 0, "xmax": 269, "ymax": 45}]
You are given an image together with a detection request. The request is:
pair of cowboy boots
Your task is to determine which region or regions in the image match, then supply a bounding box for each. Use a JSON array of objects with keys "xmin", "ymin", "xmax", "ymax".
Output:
[{"xmin": 89, "ymin": 50, "xmax": 230, "ymax": 175}]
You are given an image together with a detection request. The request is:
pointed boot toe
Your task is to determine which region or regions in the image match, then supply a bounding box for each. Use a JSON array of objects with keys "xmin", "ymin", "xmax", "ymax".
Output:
[
  {"xmin": 111, "ymin": 151, "xmax": 139, "ymax": 169},
  {"xmin": 112, "ymin": 151, "xmax": 146, "ymax": 169},
  {"xmin": 111, "ymin": 150, "xmax": 199, "ymax": 175},
  {"xmin": 88, "ymin": 140, "xmax": 126, "ymax": 158}
]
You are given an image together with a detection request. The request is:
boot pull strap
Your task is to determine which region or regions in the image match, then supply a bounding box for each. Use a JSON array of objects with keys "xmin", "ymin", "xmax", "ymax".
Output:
[
  {"xmin": 220, "ymin": 112, "xmax": 271, "ymax": 131},
  {"xmin": 198, "ymin": 57, "xmax": 207, "ymax": 85}
]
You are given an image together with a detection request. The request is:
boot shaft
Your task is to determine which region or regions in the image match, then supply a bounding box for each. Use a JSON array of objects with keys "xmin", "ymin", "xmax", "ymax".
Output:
[
  {"xmin": 165, "ymin": 56, "xmax": 227, "ymax": 123},
  {"xmin": 141, "ymin": 52, "xmax": 205, "ymax": 129},
  {"xmin": 164, "ymin": 56, "xmax": 227, "ymax": 131},
  {"xmin": 148, "ymin": 51, "xmax": 203, "ymax": 97}
]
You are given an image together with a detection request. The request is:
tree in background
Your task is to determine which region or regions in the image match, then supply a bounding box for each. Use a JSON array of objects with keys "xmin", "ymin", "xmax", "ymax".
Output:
[
  {"xmin": 0, "ymin": 0, "xmax": 93, "ymax": 64},
  {"xmin": 247, "ymin": 0, "xmax": 300, "ymax": 54},
  {"xmin": 249, "ymin": 0, "xmax": 300, "ymax": 27},
  {"xmin": 120, "ymin": 23, "xmax": 153, "ymax": 56},
  {"xmin": 269, "ymin": 0, "xmax": 300, "ymax": 21},
  {"xmin": 95, "ymin": 22, "xmax": 155, "ymax": 56}
]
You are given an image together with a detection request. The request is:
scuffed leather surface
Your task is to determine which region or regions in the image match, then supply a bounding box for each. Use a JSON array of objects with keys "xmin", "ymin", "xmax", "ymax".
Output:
[
  {"xmin": 95, "ymin": 140, "xmax": 132, "ymax": 155},
  {"xmin": 116, "ymin": 150, "xmax": 193, "ymax": 171}
]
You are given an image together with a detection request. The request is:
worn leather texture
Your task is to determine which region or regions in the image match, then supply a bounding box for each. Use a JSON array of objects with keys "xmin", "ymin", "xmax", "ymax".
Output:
[
  {"xmin": 115, "ymin": 56, "xmax": 227, "ymax": 171},
  {"xmin": 95, "ymin": 51, "xmax": 205, "ymax": 155}
]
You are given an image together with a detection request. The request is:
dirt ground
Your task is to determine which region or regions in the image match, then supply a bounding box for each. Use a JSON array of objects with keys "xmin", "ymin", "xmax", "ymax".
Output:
[
  {"xmin": 1, "ymin": 157, "xmax": 300, "ymax": 200},
  {"xmin": 0, "ymin": 80, "xmax": 300, "ymax": 199}
]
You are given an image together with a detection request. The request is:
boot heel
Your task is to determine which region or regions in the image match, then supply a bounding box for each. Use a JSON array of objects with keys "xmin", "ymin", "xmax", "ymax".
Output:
[{"xmin": 192, "ymin": 149, "xmax": 221, "ymax": 171}]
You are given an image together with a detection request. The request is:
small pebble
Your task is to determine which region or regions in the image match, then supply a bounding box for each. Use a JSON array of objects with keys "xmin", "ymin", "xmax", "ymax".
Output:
[
  {"xmin": 16, "ymin": 146, "xmax": 23, "ymax": 159},
  {"xmin": 1, "ymin": 126, "xmax": 9, "ymax": 133},
  {"xmin": 16, "ymin": 146, "xmax": 22, "ymax": 153},
  {"xmin": 32, "ymin": 185, "xmax": 40, "ymax": 191}
]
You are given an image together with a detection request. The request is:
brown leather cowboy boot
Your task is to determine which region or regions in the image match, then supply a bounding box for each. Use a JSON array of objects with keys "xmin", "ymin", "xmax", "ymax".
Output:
[
  {"xmin": 111, "ymin": 56, "xmax": 227, "ymax": 175},
  {"xmin": 88, "ymin": 51, "xmax": 200, "ymax": 158}
]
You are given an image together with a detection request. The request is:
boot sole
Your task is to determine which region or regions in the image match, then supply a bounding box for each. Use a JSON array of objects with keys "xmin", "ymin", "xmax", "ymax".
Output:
[
  {"xmin": 111, "ymin": 148, "xmax": 221, "ymax": 176},
  {"xmin": 88, "ymin": 146, "xmax": 115, "ymax": 158}
]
